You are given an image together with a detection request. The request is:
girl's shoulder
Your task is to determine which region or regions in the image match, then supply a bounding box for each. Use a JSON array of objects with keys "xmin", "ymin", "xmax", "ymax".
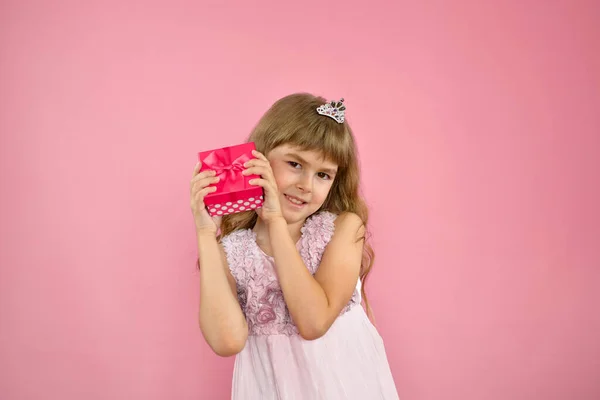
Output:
[
  {"xmin": 302, "ymin": 210, "xmax": 363, "ymax": 240},
  {"xmin": 301, "ymin": 211, "xmax": 339, "ymax": 242},
  {"xmin": 219, "ymin": 227, "xmax": 254, "ymax": 245},
  {"xmin": 299, "ymin": 211, "xmax": 338, "ymax": 272},
  {"xmin": 303, "ymin": 210, "xmax": 338, "ymax": 230},
  {"xmin": 219, "ymin": 228, "xmax": 259, "ymax": 285},
  {"xmin": 219, "ymin": 228, "xmax": 256, "ymax": 265}
]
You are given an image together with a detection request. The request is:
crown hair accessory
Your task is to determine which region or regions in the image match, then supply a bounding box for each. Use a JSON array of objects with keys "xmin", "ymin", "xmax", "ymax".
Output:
[{"xmin": 316, "ymin": 98, "xmax": 346, "ymax": 123}]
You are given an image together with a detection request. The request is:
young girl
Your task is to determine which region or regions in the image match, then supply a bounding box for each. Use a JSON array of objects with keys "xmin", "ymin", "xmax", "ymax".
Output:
[{"xmin": 190, "ymin": 93, "xmax": 399, "ymax": 399}]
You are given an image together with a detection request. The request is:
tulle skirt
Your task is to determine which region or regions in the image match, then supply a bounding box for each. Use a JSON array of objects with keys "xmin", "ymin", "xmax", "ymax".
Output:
[{"xmin": 231, "ymin": 306, "xmax": 399, "ymax": 400}]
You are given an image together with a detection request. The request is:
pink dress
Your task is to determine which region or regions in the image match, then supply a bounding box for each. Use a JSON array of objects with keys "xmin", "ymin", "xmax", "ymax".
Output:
[{"xmin": 221, "ymin": 211, "xmax": 399, "ymax": 400}]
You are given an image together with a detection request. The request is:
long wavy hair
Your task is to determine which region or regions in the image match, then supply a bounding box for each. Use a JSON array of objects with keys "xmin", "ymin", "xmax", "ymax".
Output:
[{"xmin": 214, "ymin": 93, "xmax": 376, "ymax": 319}]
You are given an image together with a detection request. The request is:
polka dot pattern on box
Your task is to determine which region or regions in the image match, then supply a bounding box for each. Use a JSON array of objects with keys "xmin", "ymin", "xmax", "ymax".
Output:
[{"xmin": 208, "ymin": 195, "xmax": 264, "ymax": 216}]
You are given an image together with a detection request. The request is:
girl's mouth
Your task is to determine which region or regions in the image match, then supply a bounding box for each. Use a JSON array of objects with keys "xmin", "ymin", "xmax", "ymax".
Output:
[{"xmin": 284, "ymin": 194, "xmax": 307, "ymax": 208}]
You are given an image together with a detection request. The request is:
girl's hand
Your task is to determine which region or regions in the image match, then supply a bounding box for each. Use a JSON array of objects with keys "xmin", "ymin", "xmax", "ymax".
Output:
[
  {"xmin": 243, "ymin": 150, "xmax": 283, "ymax": 224},
  {"xmin": 190, "ymin": 161, "xmax": 222, "ymax": 236}
]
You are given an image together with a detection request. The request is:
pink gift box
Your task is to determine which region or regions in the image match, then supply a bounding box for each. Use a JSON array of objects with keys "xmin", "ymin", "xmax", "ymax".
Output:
[{"xmin": 198, "ymin": 142, "xmax": 264, "ymax": 217}]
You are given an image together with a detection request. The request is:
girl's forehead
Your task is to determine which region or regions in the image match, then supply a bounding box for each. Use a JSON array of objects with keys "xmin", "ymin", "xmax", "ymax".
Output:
[{"xmin": 270, "ymin": 144, "xmax": 337, "ymax": 166}]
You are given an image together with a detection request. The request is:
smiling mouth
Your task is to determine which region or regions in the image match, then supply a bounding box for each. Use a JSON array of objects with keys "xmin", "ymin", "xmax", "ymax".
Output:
[{"xmin": 284, "ymin": 194, "xmax": 307, "ymax": 207}]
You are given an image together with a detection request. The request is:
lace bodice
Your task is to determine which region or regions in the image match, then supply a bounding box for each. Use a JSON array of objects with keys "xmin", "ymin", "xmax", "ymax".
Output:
[{"xmin": 220, "ymin": 211, "xmax": 361, "ymax": 336}]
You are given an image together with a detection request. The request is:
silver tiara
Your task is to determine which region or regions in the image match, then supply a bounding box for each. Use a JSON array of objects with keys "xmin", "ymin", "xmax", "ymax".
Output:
[{"xmin": 316, "ymin": 98, "xmax": 346, "ymax": 123}]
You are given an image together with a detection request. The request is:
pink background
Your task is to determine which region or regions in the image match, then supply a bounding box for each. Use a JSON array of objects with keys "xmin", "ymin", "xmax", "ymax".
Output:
[{"xmin": 1, "ymin": 0, "xmax": 599, "ymax": 399}]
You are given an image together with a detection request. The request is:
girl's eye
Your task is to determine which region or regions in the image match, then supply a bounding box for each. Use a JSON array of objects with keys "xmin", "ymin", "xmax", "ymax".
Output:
[
  {"xmin": 287, "ymin": 161, "xmax": 300, "ymax": 168},
  {"xmin": 318, "ymin": 172, "xmax": 331, "ymax": 180}
]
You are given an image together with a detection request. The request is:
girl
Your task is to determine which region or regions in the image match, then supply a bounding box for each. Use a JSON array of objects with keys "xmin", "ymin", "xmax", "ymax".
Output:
[{"xmin": 190, "ymin": 93, "xmax": 399, "ymax": 399}]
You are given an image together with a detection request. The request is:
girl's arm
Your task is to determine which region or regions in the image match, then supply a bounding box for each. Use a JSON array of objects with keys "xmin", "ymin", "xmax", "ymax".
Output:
[
  {"xmin": 191, "ymin": 160, "xmax": 247, "ymax": 356},
  {"xmin": 197, "ymin": 232, "xmax": 248, "ymax": 356},
  {"xmin": 243, "ymin": 150, "xmax": 364, "ymax": 341},
  {"xmin": 267, "ymin": 212, "xmax": 364, "ymax": 340}
]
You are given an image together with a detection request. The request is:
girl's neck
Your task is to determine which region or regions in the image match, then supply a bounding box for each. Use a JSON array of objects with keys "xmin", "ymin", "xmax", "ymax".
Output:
[{"xmin": 252, "ymin": 216, "xmax": 305, "ymax": 246}]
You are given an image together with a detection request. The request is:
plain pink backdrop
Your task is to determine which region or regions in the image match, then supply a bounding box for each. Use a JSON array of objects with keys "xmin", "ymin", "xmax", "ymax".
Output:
[{"xmin": 1, "ymin": 0, "xmax": 599, "ymax": 399}]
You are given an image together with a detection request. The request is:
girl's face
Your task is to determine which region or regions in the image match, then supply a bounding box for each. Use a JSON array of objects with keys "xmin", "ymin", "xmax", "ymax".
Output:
[{"xmin": 267, "ymin": 144, "xmax": 338, "ymax": 223}]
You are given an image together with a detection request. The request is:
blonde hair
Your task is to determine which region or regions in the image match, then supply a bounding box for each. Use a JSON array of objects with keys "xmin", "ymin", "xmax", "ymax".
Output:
[{"xmin": 217, "ymin": 93, "xmax": 376, "ymax": 319}]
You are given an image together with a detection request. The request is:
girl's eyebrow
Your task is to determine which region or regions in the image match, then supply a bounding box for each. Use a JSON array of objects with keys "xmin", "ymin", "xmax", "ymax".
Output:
[{"xmin": 284, "ymin": 152, "xmax": 338, "ymax": 175}]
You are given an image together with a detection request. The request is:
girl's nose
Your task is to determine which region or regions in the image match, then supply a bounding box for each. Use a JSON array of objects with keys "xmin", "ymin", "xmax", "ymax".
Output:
[{"xmin": 296, "ymin": 173, "xmax": 312, "ymax": 193}]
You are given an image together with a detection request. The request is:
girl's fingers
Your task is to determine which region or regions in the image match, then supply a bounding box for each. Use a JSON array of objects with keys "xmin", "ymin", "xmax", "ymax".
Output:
[
  {"xmin": 243, "ymin": 160, "xmax": 274, "ymax": 177},
  {"xmin": 249, "ymin": 178, "xmax": 275, "ymax": 193},
  {"xmin": 191, "ymin": 186, "xmax": 217, "ymax": 210},
  {"xmin": 192, "ymin": 161, "xmax": 201, "ymax": 177},
  {"xmin": 191, "ymin": 169, "xmax": 216, "ymax": 183},
  {"xmin": 243, "ymin": 166, "xmax": 276, "ymax": 187},
  {"xmin": 251, "ymin": 150, "xmax": 268, "ymax": 161},
  {"xmin": 242, "ymin": 165, "xmax": 271, "ymax": 177},
  {"xmin": 243, "ymin": 158, "xmax": 270, "ymax": 169},
  {"xmin": 191, "ymin": 176, "xmax": 220, "ymax": 193},
  {"xmin": 194, "ymin": 186, "xmax": 218, "ymax": 201}
]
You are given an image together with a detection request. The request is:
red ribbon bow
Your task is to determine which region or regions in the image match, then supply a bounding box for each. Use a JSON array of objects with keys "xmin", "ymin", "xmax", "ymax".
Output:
[{"xmin": 202, "ymin": 150, "xmax": 251, "ymax": 192}]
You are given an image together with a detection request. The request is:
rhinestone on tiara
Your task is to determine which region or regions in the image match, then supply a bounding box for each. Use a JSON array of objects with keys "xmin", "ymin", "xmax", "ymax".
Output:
[{"xmin": 316, "ymin": 98, "xmax": 346, "ymax": 123}]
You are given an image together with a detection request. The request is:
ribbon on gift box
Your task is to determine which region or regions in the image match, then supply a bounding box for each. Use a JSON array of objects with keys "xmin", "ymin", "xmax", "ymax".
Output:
[{"xmin": 202, "ymin": 150, "xmax": 251, "ymax": 192}]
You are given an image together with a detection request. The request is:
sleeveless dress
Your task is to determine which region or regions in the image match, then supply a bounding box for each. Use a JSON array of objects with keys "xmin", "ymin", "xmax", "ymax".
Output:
[{"xmin": 221, "ymin": 211, "xmax": 399, "ymax": 400}]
